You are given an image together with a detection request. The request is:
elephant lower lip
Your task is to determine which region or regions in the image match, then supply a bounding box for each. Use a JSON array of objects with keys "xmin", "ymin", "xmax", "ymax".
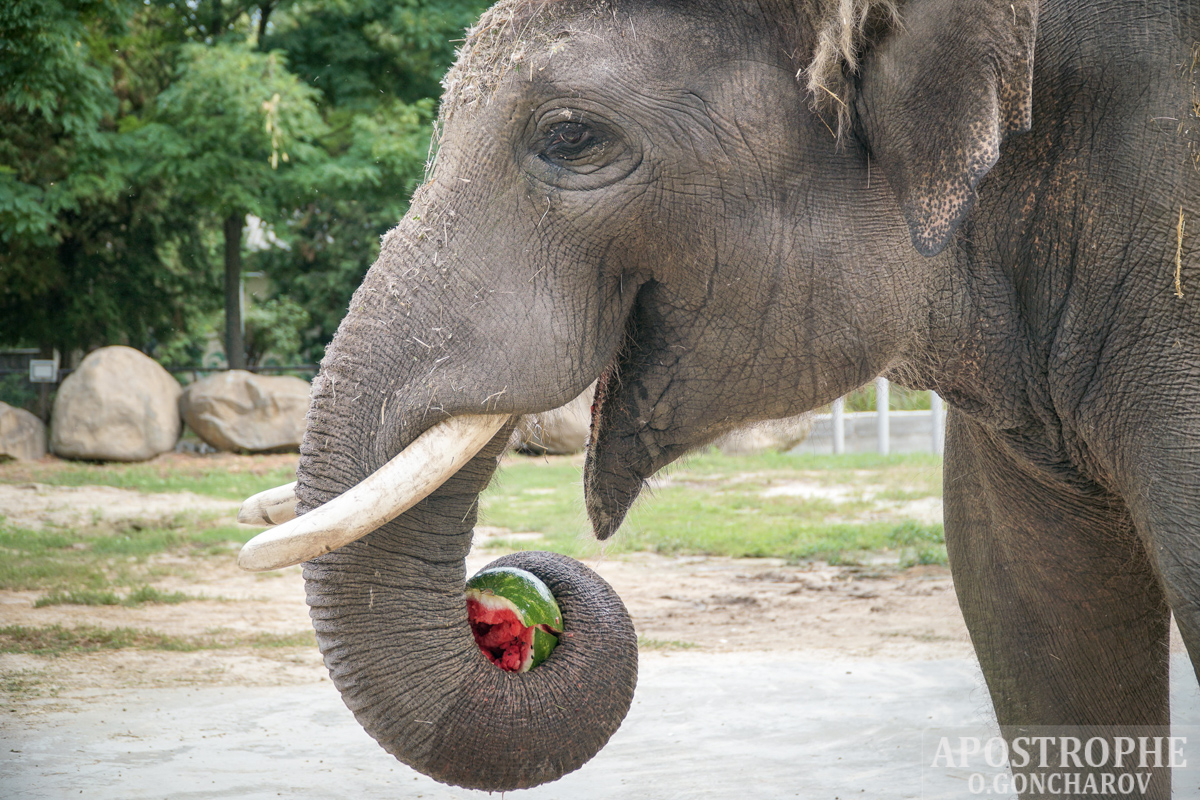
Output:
[
  {"xmin": 583, "ymin": 357, "xmax": 652, "ymax": 541},
  {"xmin": 588, "ymin": 361, "xmax": 619, "ymax": 439}
]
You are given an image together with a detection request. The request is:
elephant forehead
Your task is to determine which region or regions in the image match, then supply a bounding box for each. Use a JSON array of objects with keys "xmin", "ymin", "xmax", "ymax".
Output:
[{"xmin": 440, "ymin": 0, "xmax": 586, "ymax": 117}]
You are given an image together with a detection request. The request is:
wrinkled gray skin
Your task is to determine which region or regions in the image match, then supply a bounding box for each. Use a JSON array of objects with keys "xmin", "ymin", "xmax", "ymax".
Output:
[{"xmin": 296, "ymin": 0, "xmax": 1200, "ymax": 795}]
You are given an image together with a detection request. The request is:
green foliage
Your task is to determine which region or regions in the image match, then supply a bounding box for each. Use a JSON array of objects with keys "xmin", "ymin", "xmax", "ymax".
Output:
[
  {"xmin": 265, "ymin": 0, "xmax": 489, "ymax": 108},
  {"xmin": 145, "ymin": 41, "xmax": 326, "ymax": 216},
  {"xmin": 0, "ymin": 0, "xmax": 128, "ymax": 240},
  {"xmin": 0, "ymin": 373, "xmax": 39, "ymax": 412},
  {"xmin": 844, "ymin": 384, "xmax": 933, "ymax": 411},
  {"xmin": 0, "ymin": 0, "xmax": 220, "ymax": 355},
  {"xmin": 150, "ymin": 309, "xmax": 223, "ymax": 370},
  {"xmin": 251, "ymin": 97, "xmax": 437, "ymax": 354},
  {"xmin": 252, "ymin": 0, "xmax": 488, "ymax": 356},
  {"xmin": 245, "ymin": 296, "xmax": 311, "ymax": 366},
  {"xmin": 0, "ymin": 1, "xmax": 126, "ymax": 123},
  {"xmin": 1, "ymin": 0, "xmax": 490, "ymax": 361}
]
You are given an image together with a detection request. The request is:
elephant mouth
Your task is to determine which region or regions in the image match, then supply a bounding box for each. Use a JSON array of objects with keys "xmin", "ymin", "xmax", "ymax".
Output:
[
  {"xmin": 583, "ymin": 357, "xmax": 640, "ymax": 540},
  {"xmin": 237, "ymin": 376, "xmax": 636, "ymax": 570},
  {"xmin": 582, "ymin": 285, "xmax": 672, "ymax": 541},
  {"xmin": 240, "ymin": 281, "xmax": 669, "ymax": 570}
]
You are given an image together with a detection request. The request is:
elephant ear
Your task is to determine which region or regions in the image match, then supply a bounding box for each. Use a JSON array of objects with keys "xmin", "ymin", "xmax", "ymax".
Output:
[{"xmin": 857, "ymin": 0, "xmax": 1039, "ymax": 256}]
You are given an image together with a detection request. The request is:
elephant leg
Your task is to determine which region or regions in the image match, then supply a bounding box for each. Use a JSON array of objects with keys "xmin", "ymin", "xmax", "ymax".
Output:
[
  {"xmin": 944, "ymin": 414, "xmax": 1171, "ymax": 799},
  {"xmin": 1104, "ymin": 424, "xmax": 1200, "ymax": 689}
]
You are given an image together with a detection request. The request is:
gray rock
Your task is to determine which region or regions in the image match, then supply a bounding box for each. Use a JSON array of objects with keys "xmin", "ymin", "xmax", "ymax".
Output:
[
  {"xmin": 0, "ymin": 401, "xmax": 47, "ymax": 460},
  {"xmin": 512, "ymin": 387, "xmax": 594, "ymax": 455},
  {"xmin": 51, "ymin": 346, "xmax": 182, "ymax": 462},
  {"xmin": 180, "ymin": 370, "xmax": 310, "ymax": 453},
  {"xmin": 511, "ymin": 388, "xmax": 812, "ymax": 458},
  {"xmin": 711, "ymin": 415, "xmax": 814, "ymax": 456}
]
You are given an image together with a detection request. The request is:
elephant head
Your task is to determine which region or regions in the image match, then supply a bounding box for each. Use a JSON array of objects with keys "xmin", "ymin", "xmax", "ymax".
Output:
[{"xmin": 239, "ymin": 0, "xmax": 1037, "ymax": 790}]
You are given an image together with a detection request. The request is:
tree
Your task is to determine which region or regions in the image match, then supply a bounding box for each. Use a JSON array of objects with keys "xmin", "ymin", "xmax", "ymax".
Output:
[
  {"xmin": 244, "ymin": 297, "xmax": 310, "ymax": 366},
  {"xmin": 253, "ymin": 0, "xmax": 490, "ymax": 359},
  {"xmin": 250, "ymin": 96, "xmax": 436, "ymax": 355},
  {"xmin": 142, "ymin": 41, "xmax": 325, "ymax": 368},
  {"xmin": 264, "ymin": 0, "xmax": 487, "ymax": 107},
  {"xmin": 0, "ymin": 0, "xmax": 492, "ymax": 375},
  {"xmin": 0, "ymin": 0, "xmax": 218, "ymax": 359}
]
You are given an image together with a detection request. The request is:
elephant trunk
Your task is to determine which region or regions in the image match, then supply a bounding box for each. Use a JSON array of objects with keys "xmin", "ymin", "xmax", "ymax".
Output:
[{"xmin": 286, "ymin": 266, "xmax": 637, "ymax": 791}]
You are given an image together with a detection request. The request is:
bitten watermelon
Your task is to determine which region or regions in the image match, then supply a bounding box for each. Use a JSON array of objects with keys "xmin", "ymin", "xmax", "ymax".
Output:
[{"xmin": 466, "ymin": 566, "xmax": 562, "ymax": 672}]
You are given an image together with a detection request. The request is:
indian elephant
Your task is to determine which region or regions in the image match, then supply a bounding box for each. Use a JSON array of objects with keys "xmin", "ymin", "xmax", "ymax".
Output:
[{"xmin": 238, "ymin": 0, "xmax": 1200, "ymax": 795}]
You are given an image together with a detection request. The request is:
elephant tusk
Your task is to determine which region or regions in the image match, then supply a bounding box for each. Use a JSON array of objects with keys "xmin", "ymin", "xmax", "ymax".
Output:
[
  {"xmin": 237, "ymin": 414, "xmax": 509, "ymax": 572},
  {"xmin": 237, "ymin": 482, "xmax": 298, "ymax": 525}
]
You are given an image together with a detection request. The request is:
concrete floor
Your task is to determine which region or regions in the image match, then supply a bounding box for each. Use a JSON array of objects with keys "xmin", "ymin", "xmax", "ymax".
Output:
[{"xmin": 4, "ymin": 653, "xmax": 1200, "ymax": 800}]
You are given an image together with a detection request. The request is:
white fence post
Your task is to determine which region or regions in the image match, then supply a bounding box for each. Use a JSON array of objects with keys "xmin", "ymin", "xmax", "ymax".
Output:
[
  {"xmin": 930, "ymin": 392, "xmax": 945, "ymax": 454},
  {"xmin": 831, "ymin": 396, "xmax": 845, "ymax": 454},
  {"xmin": 875, "ymin": 377, "xmax": 890, "ymax": 456}
]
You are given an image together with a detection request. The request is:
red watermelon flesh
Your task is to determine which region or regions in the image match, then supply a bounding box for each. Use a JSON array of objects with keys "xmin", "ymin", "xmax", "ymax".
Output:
[{"xmin": 467, "ymin": 597, "xmax": 536, "ymax": 672}]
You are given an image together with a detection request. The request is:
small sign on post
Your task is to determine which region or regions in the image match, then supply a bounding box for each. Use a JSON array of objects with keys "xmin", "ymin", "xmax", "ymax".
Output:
[{"xmin": 29, "ymin": 360, "xmax": 58, "ymax": 383}]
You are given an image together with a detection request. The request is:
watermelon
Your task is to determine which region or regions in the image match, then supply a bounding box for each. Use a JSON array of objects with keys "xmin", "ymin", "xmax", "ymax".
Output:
[{"xmin": 466, "ymin": 566, "xmax": 562, "ymax": 672}]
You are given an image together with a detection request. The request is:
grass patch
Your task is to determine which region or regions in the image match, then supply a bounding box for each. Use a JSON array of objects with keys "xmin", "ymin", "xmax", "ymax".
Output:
[
  {"xmin": 0, "ymin": 518, "xmax": 260, "ymax": 593},
  {"xmin": 237, "ymin": 630, "xmax": 316, "ymax": 648},
  {"xmin": 0, "ymin": 460, "xmax": 296, "ymax": 500},
  {"xmin": 33, "ymin": 585, "xmax": 199, "ymax": 608},
  {"xmin": 480, "ymin": 450, "xmax": 942, "ymax": 563},
  {"xmin": 0, "ymin": 668, "xmax": 54, "ymax": 699},
  {"xmin": 888, "ymin": 521, "xmax": 947, "ymax": 566},
  {"xmin": 0, "ymin": 624, "xmax": 203, "ymax": 656},
  {"xmin": 637, "ymin": 636, "xmax": 697, "ymax": 651},
  {"xmin": 0, "ymin": 525, "xmax": 112, "ymax": 592},
  {"xmin": 0, "ymin": 624, "xmax": 316, "ymax": 656}
]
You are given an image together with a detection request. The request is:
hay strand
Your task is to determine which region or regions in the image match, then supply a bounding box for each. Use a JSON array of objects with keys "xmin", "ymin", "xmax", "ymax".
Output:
[
  {"xmin": 803, "ymin": 0, "xmax": 901, "ymax": 140},
  {"xmin": 1176, "ymin": 206, "xmax": 1186, "ymax": 299}
]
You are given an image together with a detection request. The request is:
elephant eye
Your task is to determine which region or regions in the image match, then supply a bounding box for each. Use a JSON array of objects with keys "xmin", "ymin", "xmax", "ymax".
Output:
[
  {"xmin": 524, "ymin": 109, "xmax": 636, "ymax": 188},
  {"xmin": 540, "ymin": 122, "xmax": 607, "ymax": 163}
]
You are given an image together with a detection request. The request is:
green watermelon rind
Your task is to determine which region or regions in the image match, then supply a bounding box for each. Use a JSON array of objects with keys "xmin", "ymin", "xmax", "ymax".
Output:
[
  {"xmin": 465, "ymin": 566, "xmax": 563, "ymax": 632},
  {"xmin": 529, "ymin": 625, "xmax": 558, "ymax": 670}
]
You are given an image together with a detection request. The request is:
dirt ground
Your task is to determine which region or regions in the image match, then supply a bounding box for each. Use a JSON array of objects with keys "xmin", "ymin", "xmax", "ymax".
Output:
[
  {"xmin": 0, "ymin": 481, "xmax": 240, "ymax": 530},
  {"xmin": 0, "ymin": 471, "xmax": 973, "ymax": 718},
  {"xmin": 7, "ymin": 463, "xmax": 1200, "ymax": 800}
]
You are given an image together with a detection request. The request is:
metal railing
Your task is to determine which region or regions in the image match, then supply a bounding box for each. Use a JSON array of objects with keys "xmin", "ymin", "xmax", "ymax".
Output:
[{"xmin": 821, "ymin": 378, "xmax": 946, "ymax": 455}]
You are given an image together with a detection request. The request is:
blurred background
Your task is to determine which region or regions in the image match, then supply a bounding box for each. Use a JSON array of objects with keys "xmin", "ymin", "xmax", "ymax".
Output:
[{"xmin": 1, "ymin": 0, "xmax": 493, "ymax": 415}]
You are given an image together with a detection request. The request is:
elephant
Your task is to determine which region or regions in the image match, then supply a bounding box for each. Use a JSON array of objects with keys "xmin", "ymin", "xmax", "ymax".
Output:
[{"xmin": 237, "ymin": 0, "xmax": 1200, "ymax": 795}]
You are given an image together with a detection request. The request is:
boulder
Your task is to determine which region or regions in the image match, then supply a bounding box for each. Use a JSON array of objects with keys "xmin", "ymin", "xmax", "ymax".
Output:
[
  {"xmin": 51, "ymin": 346, "xmax": 182, "ymax": 461},
  {"xmin": 511, "ymin": 387, "xmax": 593, "ymax": 455},
  {"xmin": 180, "ymin": 370, "xmax": 310, "ymax": 453},
  {"xmin": 711, "ymin": 415, "xmax": 814, "ymax": 456},
  {"xmin": 510, "ymin": 389, "xmax": 813, "ymax": 458},
  {"xmin": 0, "ymin": 401, "xmax": 47, "ymax": 460}
]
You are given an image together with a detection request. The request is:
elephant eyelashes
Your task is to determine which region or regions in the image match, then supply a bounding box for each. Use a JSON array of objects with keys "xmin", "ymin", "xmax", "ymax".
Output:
[{"xmin": 540, "ymin": 122, "xmax": 607, "ymax": 163}]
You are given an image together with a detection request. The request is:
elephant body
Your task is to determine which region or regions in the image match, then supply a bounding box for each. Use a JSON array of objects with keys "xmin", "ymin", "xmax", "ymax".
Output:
[{"xmin": 289, "ymin": 0, "xmax": 1200, "ymax": 795}]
